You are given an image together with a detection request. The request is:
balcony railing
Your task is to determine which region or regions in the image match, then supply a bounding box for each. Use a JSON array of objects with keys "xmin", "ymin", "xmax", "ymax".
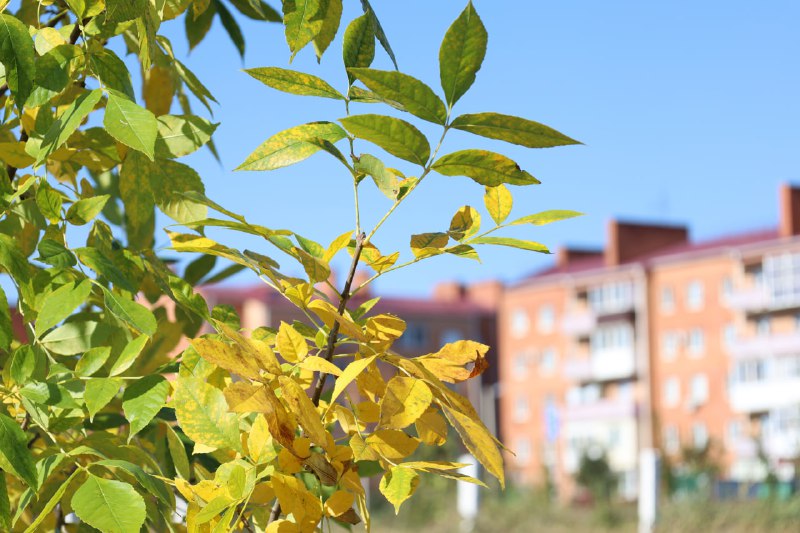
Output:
[
  {"xmin": 729, "ymin": 377, "xmax": 800, "ymax": 413},
  {"xmin": 561, "ymin": 310, "xmax": 596, "ymax": 337},
  {"xmin": 727, "ymin": 287, "xmax": 800, "ymax": 313},
  {"xmin": 562, "ymin": 397, "xmax": 637, "ymax": 422},
  {"xmin": 727, "ymin": 333, "xmax": 800, "ymax": 359},
  {"xmin": 563, "ymin": 348, "xmax": 636, "ymax": 382}
]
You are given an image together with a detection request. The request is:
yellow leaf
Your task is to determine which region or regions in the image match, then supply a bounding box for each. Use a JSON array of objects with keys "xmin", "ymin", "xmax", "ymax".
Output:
[
  {"xmin": 379, "ymin": 466, "xmax": 419, "ymax": 514},
  {"xmin": 307, "ymin": 299, "xmax": 365, "ymax": 340},
  {"xmin": 416, "ymin": 340, "xmax": 490, "ymax": 383},
  {"xmin": 0, "ymin": 142, "xmax": 35, "ymax": 168},
  {"xmin": 271, "ymin": 473, "xmax": 323, "ymax": 533},
  {"xmin": 366, "ymin": 429, "xmax": 419, "ymax": 461},
  {"xmin": 484, "ymin": 184, "xmax": 513, "ymax": 225},
  {"xmin": 173, "ymin": 378, "xmax": 242, "ymax": 453},
  {"xmin": 224, "ymin": 382, "xmax": 272, "ymax": 413},
  {"xmin": 354, "ymin": 401, "xmax": 380, "ymax": 424},
  {"xmin": 410, "ymin": 232, "xmax": 449, "ymax": 258},
  {"xmin": 247, "ymin": 415, "xmax": 276, "ymax": 464},
  {"xmin": 143, "ymin": 65, "xmax": 176, "ymax": 116},
  {"xmin": 349, "ymin": 432, "xmax": 379, "ymax": 462},
  {"xmin": 277, "ymin": 376, "xmax": 327, "ymax": 446},
  {"xmin": 415, "ymin": 410, "xmax": 448, "ymax": 446},
  {"xmin": 259, "ymin": 385, "xmax": 297, "ymax": 449},
  {"xmin": 448, "ymin": 205, "xmax": 481, "ymax": 241},
  {"xmin": 442, "ymin": 404, "xmax": 505, "ymax": 488},
  {"xmin": 356, "ymin": 359, "xmax": 387, "ymax": 400},
  {"xmin": 328, "ymin": 356, "xmax": 377, "ymax": 407},
  {"xmin": 298, "ymin": 355, "xmax": 342, "ymax": 376},
  {"xmin": 324, "ymin": 231, "xmax": 353, "ymax": 263},
  {"xmin": 278, "ymin": 448, "xmax": 303, "ymax": 474},
  {"xmin": 283, "ymin": 282, "xmax": 314, "ymax": 308},
  {"xmin": 266, "ymin": 519, "xmax": 299, "ymax": 533},
  {"xmin": 250, "ymin": 483, "xmax": 276, "ymax": 505},
  {"xmin": 365, "ymin": 314, "xmax": 406, "ymax": 344},
  {"xmin": 303, "ymin": 452, "xmax": 339, "ymax": 486},
  {"xmin": 358, "ymin": 243, "xmax": 399, "ymax": 273},
  {"xmin": 193, "ymin": 337, "xmax": 262, "ymax": 378},
  {"xmin": 216, "ymin": 322, "xmax": 282, "ymax": 375},
  {"xmin": 324, "ymin": 490, "xmax": 354, "ymax": 517},
  {"xmin": 334, "ymin": 405, "xmax": 359, "ymax": 434},
  {"xmin": 276, "ymin": 322, "xmax": 308, "ymax": 362},
  {"xmin": 379, "ymin": 377, "xmax": 433, "ymax": 429}
]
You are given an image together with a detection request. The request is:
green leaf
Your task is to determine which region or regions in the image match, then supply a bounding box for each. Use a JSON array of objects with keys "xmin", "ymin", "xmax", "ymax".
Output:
[
  {"xmin": 469, "ymin": 236, "xmax": 549, "ymax": 253},
  {"xmin": 439, "ymin": 1, "xmax": 487, "ymax": 106},
  {"xmin": 66, "ymin": 195, "xmax": 110, "ymax": 226},
  {"xmin": 342, "ymin": 13, "xmax": 374, "ymax": 85},
  {"xmin": 22, "ymin": 469, "xmax": 80, "ymax": 533},
  {"xmin": 155, "ymin": 115, "xmax": 219, "ymax": 159},
  {"xmin": 72, "ymin": 474, "xmax": 146, "ymax": 533},
  {"xmin": 109, "ymin": 335, "xmax": 149, "ymax": 376},
  {"xmin": 340, "ymin": 114, "xmax": 430, "ymax": 166},
  {"xmin": 229, "ymin": 0, "xmax": 281, "ymax": 21},
  {"xmin": 509, "ymin": 210, "xmax": 583, "ymax": 226},
  {"xmin": 283, "ymin": 0, "xmax": 322, "ymax": 60},
  {"xmin": 174, "ymin": 377, "xmax": 241, "ymax": 452},
  {"xmin": 379, "ymin": 466, "xmax": 419, "ymax": 514},
  {"xmin": 85, "ymin": 378, "xmax": 123, "ymax": 420},
  {"xmin": 106, "ymin": 0, "xmax": 147, "ymax": 22},
  {"xmin": 165, "ymin": 424, "xmax": 191, "ymax": 479},
  {"xmin": 360, "ymin": 0, "xmax": 397, "ymax": 69},
  {"xmin": 102, "ymin": 287, "xmax": 157, "ymax": 335},
  {"xmin": 215, "ymin": 0, "xmax": 245, "ymax": 58},
  {"xmin": 0, "ymin": 473, "xmax": 9, "ymax": 531},
  {"xmin": 451, "ymin": 112, "xmax": 580, "ymax": 148},
  {"xmin": 36, "ymin": 239, "xmax": 77, "ymax": 268},
  {"xmin": 0, "ymin": 285, "xmax": 12, "ymax": 351},
  {"xmin": 0, "ymin": 413, "xmax": 37, "ymax": 489},
  {"xmin": 90, "ymin": 49, "xmax": 135, "ymax": 100},
  {"xmin": 446, "ymin": 243, "xmax": 480, "ymax": 261},
  {"xmin": 9, "ymin": 346, "xmax": 38, "ymax": 385},
  {"xmin": 354, "ymin": 153, "xmax": 400, "ymax": 199},
  {"xmin": 36, "ymin": 89, "xmax": 103, "ymax": 165},
  {"xmin": 122, "ymin": 375, "xmax": 170, "ymax": 440},
  {"xmin": 245, "ymin": 67, "xmax": 344, "ymax": 100},
  {"xmin": 348, "ymin": 68, "xmax": 446, "ymax": 125},
  {"xmin": 484, "ymin": 185, "xmax": 512, "ymax": 225},
  {"xmin": 0, "ymin": 14, "xmax": 36, "ymax": 109},
  {"xmin": 431, "ymin": 149, "xmax": 538, "ymax": 186},
  {"xmin": 312, "ymin": 0, "xmax": 342, "ymax": 60},
  {"xmin": 75, "ymin": 247, "xmax": 137, "ymax": 292},
  {"xmin": 41, "ymin": 319, "xmax": 104, "ymax": 356},
  {"xmin": 35, "ymin": 183, "xmax": 63, "ymax": 222},
  {"xmin": 104, "ymin": 93, "xmax": 158, "ymax": 160},
  {"xmin": 35, "ymin": 279, "xmax": 93, "ymax": 337},
  {"xmin": 237, "ymin": 121, "xmax": 347, "ymax": 171},
  {"xmin": 75, "ymin": 346, "xmax": 112, "ymax": 377},
  {"xmin": 95, "ymin": 459, "xmax": 172, "ymax": 505}
]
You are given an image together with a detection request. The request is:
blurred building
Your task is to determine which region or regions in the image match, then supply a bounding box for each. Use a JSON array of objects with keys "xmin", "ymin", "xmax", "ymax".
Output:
[{"xmin": 499, "ymin": 184, "xmax": 800, "ymax": 501}]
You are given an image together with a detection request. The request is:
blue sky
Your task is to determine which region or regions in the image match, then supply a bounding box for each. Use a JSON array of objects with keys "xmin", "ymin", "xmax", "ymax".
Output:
[{"xmin": 163, "ymin": 1, "xmax": 800, "ymax": 296}]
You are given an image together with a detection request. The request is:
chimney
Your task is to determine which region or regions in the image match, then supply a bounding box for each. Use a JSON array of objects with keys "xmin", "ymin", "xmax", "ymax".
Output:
[
  {"xmin": 433, "ymin": 281, "xmax": 466, "ymax": 302},
  {"xmin": 557, "ymin": 246, "xmax": 603, "ymax": 268},
  {"xmin": 465, "ymin": 280, "xmax": 504, "ymax": 310},
  {"xmin": 779, "ymin": 183, "xmax": 800, "ymax": 238},
  {"xmin": 606, "ymin": 220, "xmax": 688, "ymax": 266}
]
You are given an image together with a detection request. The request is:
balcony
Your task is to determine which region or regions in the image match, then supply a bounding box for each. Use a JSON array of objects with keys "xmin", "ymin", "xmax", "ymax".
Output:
[
  {"xmin": 562, "ymin": 397, "xmax": 637, "ymax": 422},
  {"xmin": 728, "ymin": 287, "xmax": 800, "ymax": 313},
  {"xmin": 727, "ymin": 333, "xmax": 800, "ymax": 359},
  {"xmin": 729, "ymin": 377, "xmax": 800, "ymax": 413},
  {"xmin": 563, "ymin": 348, "xmax": 636, "ymax": 383},
  {"xmin": 730, "ymin": 433, "xmax": 800, "ymax": 459},
  {"xmin": 561, "ymin": 310, "xmax": 596, "ymax": 337}
]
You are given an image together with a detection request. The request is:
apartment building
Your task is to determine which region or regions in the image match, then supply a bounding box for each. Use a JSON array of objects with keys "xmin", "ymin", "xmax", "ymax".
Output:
[{"xmin": 500, "ymin": 184, "xmax": 800, "ymax": 501}]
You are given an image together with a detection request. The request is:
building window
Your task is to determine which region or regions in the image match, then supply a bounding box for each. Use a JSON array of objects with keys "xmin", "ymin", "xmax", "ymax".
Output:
[
  {"xmin": 687, "ymin": 281, "xmax": 705, "ymax": 311},
  {"xmin": 688, "ymin": 328, "xmax": 705, "ymax": 357},
  {"xmin": 663, "ymin": 377, "xmax": 680, "ymax": 408},
  {"xmin": 397, "ymin": 322, "xmax": 428, "ymax": 350},
  {"xmin": 690, "ymin": 374, "xmax": 709, "ymax": 406},
  {"xmin": 512, "ymin": 351, "xmax": 529, "ymax": 381},
  {"xmin": 510, "ymin": 308, "xmax": 530, "ymax": 338},
  {"xmin": 663, "ymin": 425, "xmax": 680, "ymax": 455},
  {"xmin": 440, "ymin": 328, "xmax": 463, "ymax": 345},
  {"xmin": 515, "ymin": 438, "xmax": 532, "ymax": 465},
  {"xmin": 537, "ymin": 305, "xmax": 555, "ymax": 333},
  {"xmin": 720, "ymin": 277, "xmax": 734, "ymax": 303},
  {"xmin": 514, "ymin": 395, "xmax": 530, "ymax": 422},
  {"xmin": 726, "ymin": 420, "xmax": 743, "ymax": 444},
  {"xmin": 756, "ymin": 317, "xmax": 771, "ymax": 337},
  {"xmin": 539, "ymin": 348, "xmax": 557, "ymax": 375},
  {"xmin": 589, "ymin": 281, "xmax": 634, "ymax": 314},
  {"xmin": 662, "ymin": 331, "xmax": 679, "ymax": 360},
  {"xmin": 722, "ymin": 323, "xmax": 736, "ymax": 347},
  {"xmin": 661, "ymin": 286, "xmax": 675, "ymax": 314},
  {"xmin": 591, "ymin": 322, "xmax": 633, "ymax": 353},
  {"xmin": 692, "ymin": 423, "xmax": 709, "ymax": 449}
]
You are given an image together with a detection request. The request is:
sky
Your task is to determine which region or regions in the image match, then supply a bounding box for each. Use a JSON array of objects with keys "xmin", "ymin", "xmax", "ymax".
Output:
[{"xmin": 160, "ymin": 1, "xmax": 800, "ymax": 297}]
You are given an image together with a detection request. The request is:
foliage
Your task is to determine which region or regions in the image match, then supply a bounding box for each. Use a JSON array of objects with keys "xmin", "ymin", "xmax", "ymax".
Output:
[{"xmin": 0, "ymin": 0, "xmax": 579, "ymax": 531}]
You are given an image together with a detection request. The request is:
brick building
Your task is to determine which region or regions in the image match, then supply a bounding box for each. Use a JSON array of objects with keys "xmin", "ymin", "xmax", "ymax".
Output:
[{"xmin": 499, "ymin": 184, "xmax": 800, "ymax": 500}]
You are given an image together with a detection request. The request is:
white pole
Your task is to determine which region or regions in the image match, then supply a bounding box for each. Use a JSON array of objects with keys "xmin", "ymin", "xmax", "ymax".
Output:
[
  {"xmin": 638, "ymin": 448, "xmax": 660, "ymax": 533},
  {"xmin": 457, "ymin": 454, "xmax": 480, "ymax": 533}
]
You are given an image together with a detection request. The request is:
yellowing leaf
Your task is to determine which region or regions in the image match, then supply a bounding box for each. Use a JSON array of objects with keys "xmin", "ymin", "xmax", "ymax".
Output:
[
  {"xmin": 192, "ymin": 337, "xmax": 261, "ymax": 379},
  {"xmin": 271, "ymin": 473, "xmax": 323, "ymax": 532},
  {"xmin": 223, "ymin": 382, "xmax": 273, "ymax": 413},
  {"xmin": 298, "ymin": 355, "xmax": 342, "ymax": 376},
  {"xmin": 442, "ymin": 404, "xmax": 504, "ymax": 488},
  {"xmin": 349, "ymin": 432, "xmax": 379, "ymax": 462},
  {"xmin": 379, "ymin": 466, "xmax": 419, "ymax": 514},
  {"xmin": 216, "ymin": 322, "xmax": 283, "ymax": 376},
  {"xmin": 237, "ymin": 122, "xmax": 346, "ymax": 171},
  {"xmin": 416, "ymin": 340, "xmax": 489, "ymax": 383},
  {"xmin": 324, "ymin": 490, "xmax": 354, "ymax": 517},
  {"xmin": 339, "ymin": 114, "xmax": 430, "ymax": 166},
  {"xmin": 379, "ymin": 377, "xmax": 432, "ymax": 429},
  {"xmin": 247, "ymin": 415, "xmax": 276, "ymax": 464},
  {"xmin": 484, "ymin": 185, "xmax": 513, "ymax": 225},
  {"xmin": 348, "ymin": 68, "xmax": 447, "ymax": 125},
  {"xmin": 173, "ymin": 378, "xmax": 242, "ymax": 452},
  {"xmin": 469, "ymin": 236, "xmax": 549, "ymax": 253},
  {"xmin": 451, "ymin": 112, "xmax": 580, "ymax": 148},
  {"xmin": 277, "ymin": 376, "xmax": 326, "ymax": 446},
  {"xmin": 508, "ymin": 209, "xmax": 583, "ymax": 226},
  {"xmin": 415, "ymin": 410, "xmax": 448, "ymax": 446},
  {"xmin": 328, "ymin": 355, "xmax": 376, "ymax": 407},
  {"xmin": 365, "ymin": 314, "xmax": 405, "ymax": 343},
  {"xmin": 438, "ymin": 1, "xmax": 487, "ymax": 106},
  {"xmin": 245, "ymin": 67, "xmax": 344, "ymax": 100},
  {"xmin": 307, "ymin": 299, "xmax": 364, "ymax": 340},
  {"xmin": 276, "ymin": 321, "xmax": 308, "ymax": 362},
  {"xmin": 432, "ymin": 149, "xmax": 539, "ymax": 187},
  {"xmin": 366, "ymin": 429, "xmax": 419, "ymax": 461},
  {"xmin": 448, "ymin": 206, "xmax": 480, "ymax": 241}
]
